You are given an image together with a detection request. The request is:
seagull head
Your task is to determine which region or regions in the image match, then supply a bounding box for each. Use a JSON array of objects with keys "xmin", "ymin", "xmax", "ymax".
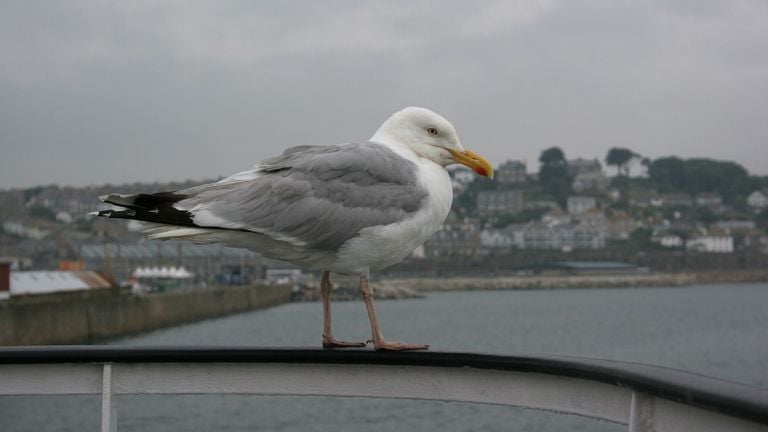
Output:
[{"xmin": 371, "ymin": 107, "xmax": 494, "ymax": 179}]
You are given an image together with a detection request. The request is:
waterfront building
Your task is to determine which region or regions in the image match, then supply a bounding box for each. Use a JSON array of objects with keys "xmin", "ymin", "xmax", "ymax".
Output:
[
  {"xmin": 496, "ymin": 160, "xmax": 527, "ymax": 185},
  {"xmin": 80, "ymin": 241, "xmax": 263, "ymax": 284},
  {"xmin": 476, "ymin": 190, "xmax": 524, "ymax": 217},
  {"xmin": 523, "ymin": 221, "xmax": 605, "ymax": 251},
  {"xmin": 686, "ymin": 235, "xmax": 734, "ymax": 253},
  {"xmin": 424, "ymin": 220, "xmax": 482, "ymax": 257},
  {"xmin": 2, "ymin": 268, "xmax": 112, "ymax": 298}
]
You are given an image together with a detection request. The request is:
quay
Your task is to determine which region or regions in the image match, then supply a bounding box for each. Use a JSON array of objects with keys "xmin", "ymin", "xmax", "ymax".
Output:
[{"xmin": 0, "ymin": 284, "xmax": 292, "ymax": 345}]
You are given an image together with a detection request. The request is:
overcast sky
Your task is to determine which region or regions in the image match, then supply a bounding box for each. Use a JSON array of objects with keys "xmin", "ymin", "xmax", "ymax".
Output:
[{"xmin": 1, "ymin": 0, "xmax": 767, "ymax": 189}]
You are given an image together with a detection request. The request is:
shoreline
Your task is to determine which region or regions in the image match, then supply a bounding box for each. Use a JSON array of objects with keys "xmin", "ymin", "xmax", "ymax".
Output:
[
  {"xmin": 296, "ymin": 270, "xmax": 768, "ymax": 301},
  {"xmin": 376, "ymin": 270, "xmax": 768, "ymax": 294}
]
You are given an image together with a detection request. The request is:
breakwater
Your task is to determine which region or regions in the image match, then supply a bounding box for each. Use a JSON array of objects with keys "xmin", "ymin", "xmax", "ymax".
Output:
[
  {"xmin": 0, "ymin": 284, "xmax": 292, "ymax": 345},
  {"xmin": 376, "ymin": 270, "xmax": 768, "ymax": 293},
  {"xmin": 293, "ymin": 270, "xmax": 768, "ymax": 302}
]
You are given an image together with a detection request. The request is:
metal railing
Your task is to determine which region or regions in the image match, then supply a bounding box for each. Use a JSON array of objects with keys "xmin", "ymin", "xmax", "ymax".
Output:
[{"xmin": 1, "ymin": 347, "xmax": 767, "ymax": 432}]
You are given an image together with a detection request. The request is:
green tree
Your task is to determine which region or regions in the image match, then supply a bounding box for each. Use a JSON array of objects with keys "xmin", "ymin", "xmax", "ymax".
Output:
[
  {"xmin": 629, "ymin": 227, "xmax": 654, "ymax": 248},
  {"xmin": 28, "ymin": 204, "xmax": 56, "ymax": 221},
  {"xmin": 537, "ymin": 147, "xmax": 571, "ymax": 207},
  {"xmin": 606, "ymin": 147, "xmax": 638, "ymax": 177},
  {"xmin": 492, "ymin": 208, "xmax": 547, "ymax": 228},
  {"xmin": 649, "ymin": 157, "xmax": 751, "ymax": 203},
  {"xmin": 454, "ymin": 176, "xmax": 495, "ymax": 215},
  {"xmin": 640, "ymin": 157, "xmax": 651, "ymax": 177},
  {"xmin": 648, "ymin": 157, "xmax": 686, "ymax": 191},
  {"xmin": 683, "ymin": 158, "xmax": 749, "ymax": 198}
]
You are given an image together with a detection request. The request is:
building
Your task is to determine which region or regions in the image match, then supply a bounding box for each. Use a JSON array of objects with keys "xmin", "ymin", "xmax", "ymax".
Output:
[
  {"xmin": 523, "ymin": 222, "xmax": 605, "ymax": 251},
  {"xmin": 572, "ymin": 171, "xmax": 610, "ymax": 194},
  {"xmin": 577, "ymin": 208, "xmax": 607, "ymax": 227},
  {"xmin": 605, "ymin": 211, "xmax": 636, "ymax": 240},
  {"xmin": 694, "ymin": 193, "xmax": 723, "ymax": 209},
  {"xmin": 424, "ymin": 221, "xmax": 482, "ymax": 257},
  {"xmin": 448, "ymin": 167, "xmax": 475, "ymax": 194},
  {"xmin": 567, "ymin": 158, "xmax": 602, "ymax": 177},
  {"xmin": 3, "ymin": 269, "xmax": 112, "ymax": 298},
  {"xmin": 480, "ymin": 229, "xmax": 513, "ymax": 251},
  {"xmin": 686, "ymin": 236, "xmax": 734, "ymax": 253},
  {"xmin": 480, "ymin": 223, "xmax": 527, "ymax": 252},
  {"xmin": 654, "ymin": 193, "xmax": 693, "ymax": 207},
  {"xmin": 747, "ymin": 189, "xmax": 768, "ymax": 210},
  {"xmin": 626, "ymin": 189, "xmax": 657, "ymax": 207},
  {"xmin": 80, "ymin": 241, "xmax": 263, "ymax": 284},
  {"xmin": 567, "ymin": 196, "xmax": 597, "ymax": 216},
  {"xmin": 476, "ymin": 190, "xmax": 524, "ymax": 216},
  {"xmin": 541, "ymin": 208, "xmax": 572, "ymax": 226},
  {"xmin": 653, "ymin": 234, "xmax": 684, "ymax": 248},
  {"xmin": 496, "ymin": 160, "xmax": 527, "ymax": 185},
  {"xmin": 525, "ymin": 200, "xmax": 560, "ymax": 211},
  {"xmin": 714, "ymin": 220, "xmax": 756, "ymax": 233}
]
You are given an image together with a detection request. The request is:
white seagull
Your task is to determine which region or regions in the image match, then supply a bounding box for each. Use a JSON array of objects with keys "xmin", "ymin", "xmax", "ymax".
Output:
[{"xmin": 94, "ymin": 107, "xmax": 494, "ymax": 350}]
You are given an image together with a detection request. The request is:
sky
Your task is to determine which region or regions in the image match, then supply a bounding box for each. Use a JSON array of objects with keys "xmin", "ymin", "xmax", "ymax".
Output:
[{"xmin": 1, "ymin": 0, "xmax": 767, "ymax": 189}]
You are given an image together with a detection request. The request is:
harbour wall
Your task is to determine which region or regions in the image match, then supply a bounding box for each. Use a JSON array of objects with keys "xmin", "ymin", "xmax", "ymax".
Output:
[
  {"xmin": 376, "ymin": 270, "xmax": 768, "ymax": 293},
  {"xmin": 0, "ymin": 284, "xmax": 292, "ymax": 346}
]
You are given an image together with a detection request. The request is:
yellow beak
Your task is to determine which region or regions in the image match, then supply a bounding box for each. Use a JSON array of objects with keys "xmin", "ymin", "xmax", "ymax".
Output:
[{"xmin": 449, "ymin": 149, "xmax": 494, "ymax": 179}]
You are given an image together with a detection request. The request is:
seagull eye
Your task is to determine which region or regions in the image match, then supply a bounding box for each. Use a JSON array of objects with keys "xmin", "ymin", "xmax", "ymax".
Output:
[{"xmin": 426, "ymin": 127, "xmax": 439, "ymax": 136}]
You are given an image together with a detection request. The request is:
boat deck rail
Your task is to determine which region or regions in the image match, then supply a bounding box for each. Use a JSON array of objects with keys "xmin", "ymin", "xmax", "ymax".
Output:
[{"xmin": 1, "ymin": 346, "xmax": 767, "ymax": 432}]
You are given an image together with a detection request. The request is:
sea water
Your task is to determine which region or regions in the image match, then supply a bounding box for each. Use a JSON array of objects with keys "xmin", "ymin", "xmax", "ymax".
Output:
[{"xmin": 2, "ymin": 283, "xmax": 767, "ymax": 431}]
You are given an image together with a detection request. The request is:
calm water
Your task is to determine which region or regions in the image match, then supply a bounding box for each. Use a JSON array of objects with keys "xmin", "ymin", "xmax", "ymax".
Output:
[{"xmin": 2, "ymin": 283, "xmax": 768, "ymax": 431}]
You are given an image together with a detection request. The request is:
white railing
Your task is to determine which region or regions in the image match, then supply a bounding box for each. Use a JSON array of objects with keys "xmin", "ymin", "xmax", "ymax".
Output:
[{"xmin": 1, "ymin": 347, "xmax": 766, "ymax": 432}]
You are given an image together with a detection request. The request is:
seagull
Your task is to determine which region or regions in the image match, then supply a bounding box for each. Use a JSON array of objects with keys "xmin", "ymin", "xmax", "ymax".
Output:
[{"xmin": 94, "ymin": 107, "xmax": 494, "ymax": 350}]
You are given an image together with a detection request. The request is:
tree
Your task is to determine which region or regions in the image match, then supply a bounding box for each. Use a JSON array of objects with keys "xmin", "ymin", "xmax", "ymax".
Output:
[
  {"xmin": 454, "ymin": 176, "xmax": 495, "ymax": 215},
  {"xmin": 682, "ymin": 158, "xmax": 748, "ymax": 198},
  {"xmin": 538, "ymin": 147, "xmax": 568, "ymax": 184},
  {"xmin": 606, "ymin": 147, "xmax": 638, "ymax": 177},
  {"xmin": 648, "ymin": 156, "xmax": 750, "ymax": 202},
  {"xmin": 648, "ymin": 157, "xmax": 686, "ymax": 191},
  {"xmin": 28, "ymin": 204, "xmax": 56, "ymax": 221},
  {"xmin": 640, "ymin": 157, "xmax": 651, "ymax": 177},
  {"xmin": 537, "ymin": 147, "xmax": 571, "ymax": 207}
]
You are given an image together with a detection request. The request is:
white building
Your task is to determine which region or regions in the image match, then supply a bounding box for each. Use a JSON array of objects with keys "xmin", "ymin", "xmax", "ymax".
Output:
[
  {"xmin": 523, "ymin": 222, "xmax": 605, "ymax": 250},
  {"xmin": 496, "ymin": 160, "xmax": 527, "ymax": 185},
  {"xmin": 448, "ymin": 167, "xmax": 475, "ymax": 194},
  {"xmin": 476, "ymin": 190, "xmax": 524, "ymax": 216},
  {"xmin": 653, "ymin": 235, "xmax": 684, "ymax": 248},
  {"xmin": 686, "ymin": 236, "xmax": 734, "ymax": 253},
  {"xmin": 7, "ymin": 270, "xmax": 112, "ymax": 297},
  {"xmin": 480, "ymin": 223, "xmax": 528, "ymax": 251},
  {"xmin": 714, "ymin": 220, "xmax": 756, "ymax": 233},
  {"xmin": 747, "ymin": 189, "xmax": 768, "ymax": 210},
  {"xmin": 572, "ymin": 172, "xmax": 610, "ymax": 193},
  {"xmin": 567, "ymin": 196, "xmax": 597, "ymax": 215},
  {"xmin": 567, "ymin": 158, "xmax": 602, "ymax": 176}
]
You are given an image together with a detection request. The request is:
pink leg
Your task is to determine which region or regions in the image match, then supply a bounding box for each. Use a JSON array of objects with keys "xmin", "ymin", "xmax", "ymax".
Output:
[
  {"xmin": 359, "ymin": 274, "xmax": 429, "ymax": 351},
  {"xmin": 321, "ymin": 271, "xmax": 366, "ymax": 348}
]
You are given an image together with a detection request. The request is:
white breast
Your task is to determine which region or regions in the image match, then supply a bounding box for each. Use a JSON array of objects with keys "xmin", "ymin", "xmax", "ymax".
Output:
[{"xmin": 331, "ymin": 156, "xmax": 453, "ymax": 275}]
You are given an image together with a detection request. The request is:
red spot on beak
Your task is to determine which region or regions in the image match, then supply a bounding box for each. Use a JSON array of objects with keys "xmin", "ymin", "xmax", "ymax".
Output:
[{"xmin": 474, "ymin": 166, "xmax": 489, "ymax": 177}]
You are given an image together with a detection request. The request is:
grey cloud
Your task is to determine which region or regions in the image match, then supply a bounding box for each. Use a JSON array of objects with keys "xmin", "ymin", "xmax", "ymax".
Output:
[{"xmin": 1, "ymin": 0, "xmax": 767, "ymax": 188}]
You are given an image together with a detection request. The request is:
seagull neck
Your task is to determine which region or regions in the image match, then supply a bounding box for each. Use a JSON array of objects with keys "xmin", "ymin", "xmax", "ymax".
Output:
[{"xmin": 369, "ymin": 133, "xmax": 419, "ymax": 161}]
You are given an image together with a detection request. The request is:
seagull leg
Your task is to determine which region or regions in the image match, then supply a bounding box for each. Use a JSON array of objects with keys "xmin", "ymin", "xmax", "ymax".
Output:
[
  {"xmin": 359, "ymin": 273, "xmax": 429, "ymax": 351},
  {"xmin": 321, "ymin": 271, "xmax": 367, "ymax": 348}
]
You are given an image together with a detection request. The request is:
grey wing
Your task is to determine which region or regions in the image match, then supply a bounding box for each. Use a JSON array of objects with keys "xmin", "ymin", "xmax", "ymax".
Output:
[{"xmin": 177, "ymin": 143, "xmax": 428, "ymax": 251}]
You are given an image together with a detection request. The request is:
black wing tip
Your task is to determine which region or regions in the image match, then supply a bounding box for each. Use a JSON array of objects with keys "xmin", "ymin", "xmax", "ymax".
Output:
[
  {"xmin": 90, "ymin": 209, "xmax": 136, "ymax": 219},
  {"xmin": 93, "ymin": 191, "xmax": 194, "ymax": 226}
]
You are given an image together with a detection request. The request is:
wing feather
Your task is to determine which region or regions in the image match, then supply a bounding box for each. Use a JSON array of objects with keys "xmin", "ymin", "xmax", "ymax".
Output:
[{"xmin": 176, "ymin": 143, "xmax": 427, "ymax": 251}]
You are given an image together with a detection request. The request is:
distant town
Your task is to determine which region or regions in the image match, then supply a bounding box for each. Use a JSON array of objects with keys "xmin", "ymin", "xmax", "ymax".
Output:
[{"xmin": 2, "ymin": 146, "xmax": 768, "ymax": 289}]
